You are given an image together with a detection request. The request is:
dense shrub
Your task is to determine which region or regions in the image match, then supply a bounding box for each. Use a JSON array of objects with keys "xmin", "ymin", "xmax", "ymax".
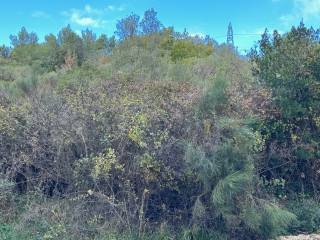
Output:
[
  {"xmin": 250, "ymin": 22, "xmax": 320, "ymax": 195},
  {"xmin": 287, "ymin": 198, "xmax": 320, "ymax": 233},
  {"xmin": 1, "ymin": 19, "xmax": 319, "ymax": 239}
]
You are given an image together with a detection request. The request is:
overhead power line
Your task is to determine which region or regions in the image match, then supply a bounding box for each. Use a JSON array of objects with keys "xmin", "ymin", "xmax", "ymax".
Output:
[{"xmin": 213, "ymin": 33, "xmax": 263, "ymax": 39}]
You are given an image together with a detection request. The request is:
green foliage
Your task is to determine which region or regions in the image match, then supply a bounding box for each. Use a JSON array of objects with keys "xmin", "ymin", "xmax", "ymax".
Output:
[
  {"xmin": 199, "ymin": 76, "xmax": 229, "ymax": 115},
  {"xmin": 0, "ymin": 224, "xmax": 18, "ymax": 240},
  {"xmin": 10, "ymin": 27, "xmax": 38, "ymax": 47},
  {"xmin": 11, "ymin": 44, "xmax": 43, "ymax": 64},
  {"xmin": 250, "ymin": 23, "xmax": 320, "ymax": 194},
  {"xmin": 181, "ymin": 229, "xmax": 228, "ymax": 240},
  {"xmin": 170, "ymin": 40, "xmax": 213, "ymax": 62},
  {"xmin": 212, "ymin": 171, "xmax": 252, "ymax": 212},
  {"xmin": 92, "ymin": 148, "xmax": 118, "ymax": 178},
  {"xmin": 115, "ymin": 13, "xmax": 140, "ymax": 40},
  {"xmin": 58, "ymin": 25, "xmax": 84, "ymax": 67},
  {"xmin": 3, "ymin": 16, "xmax": 320, "ymax": 240},
  {"xmin": 287, "ymin": 198, "xmax": 320, "ymax": 233},
  {"xmin": 0, "ymin": 45, "xmax": 10, "ymax": 58},
  {"xmin": 260, "ymin": 203, "xmax": 296, "ymax": 239}
]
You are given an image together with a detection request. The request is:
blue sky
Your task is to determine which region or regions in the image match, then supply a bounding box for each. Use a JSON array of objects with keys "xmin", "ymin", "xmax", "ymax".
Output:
[{"xmin": 1, "ymin": 0, "xmax": 320, "ymax": 52}]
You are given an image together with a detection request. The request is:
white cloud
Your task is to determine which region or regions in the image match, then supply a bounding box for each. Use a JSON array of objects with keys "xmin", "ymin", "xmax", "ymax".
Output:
[
  {"xmin": 70, "ymin": 12, "xmax": 101, "ymax": 27},
  {"xmin": 279, "ymin": 14, "xmax": 296, "ymax": 25},
  {"xmin": 63, "ymin": 5, "xmax": 106, "ymax": 28},
  {"xmin": 32, "ymin": 11, "xmax": 50, "ymax": 18},
  {"xmin": 107, "ymin": 5, "xmax": 115, "ymax": 11},
  {"xmin": 297, "ymin": 0, "xmax": 320, "ymax": 17},
  {"xmin": 84, "ymin": 4, "xmax": 103, "ymax": 15},
  {"xmin": 280, "ymin": 0, "xmax": 320, "ymax": 25},
  {"xmin": 106, "ymin": 5, "xmax": 125, "ymax": 12},
  {"xmin": 63, "ymin": 4, "xmax": 125, "ymax": 28},
  {"xmin": 84, "ymin": 4, "xmax": 93, "ymax": 13}
]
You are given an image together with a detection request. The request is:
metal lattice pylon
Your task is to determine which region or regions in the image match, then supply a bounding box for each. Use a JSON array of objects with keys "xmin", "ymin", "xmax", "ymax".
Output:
[{"xmin": 227, "ymin": 22, "xmax": 234, "ymax": 46}]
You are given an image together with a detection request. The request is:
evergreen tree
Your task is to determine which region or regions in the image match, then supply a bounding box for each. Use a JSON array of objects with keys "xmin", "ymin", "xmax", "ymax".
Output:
[
  {"xmin": 95, "ymin": 34, "xmax": 116, "ymax": 54},
  {"xmin": 82, "ymin": 28, "xmax": 97, "ymax": 48},
  {"xmin": 140, "ymin": 8, "xmax": 163, "ymax": 35},
  {"xmin": 250, "ymin": 23, "xmax": 320, "ymax": 194},
  {"xmin": 95, "ymin": 34, "xmax": 108, "ymax": 50},
  {"xmin": 9, "ymin": 27, "xmax": 38, "ymax": 47},
  {"xmin": 42, "ymin": 34, "xmax": 60, "ymax": 71},
  {"xmin": 115, "ymin": 13, "xmax": 140, "ymax": 40},
  {"xmin": 0, "ymin": 45, "xmax": 10, "ymax": 58},
  {"xmin": 57, "ymin": 25, "xmax": 84, "ymax": 66}
]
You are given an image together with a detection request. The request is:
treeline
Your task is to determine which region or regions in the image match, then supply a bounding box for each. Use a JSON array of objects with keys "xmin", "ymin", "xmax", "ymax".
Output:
[
  {"xmin": 0, "ymin": 8, "xmax": 320, "ymax": 240},
  {"xmin": 0, "ymin": 8, "xmax": 214, "ymax": 71}
]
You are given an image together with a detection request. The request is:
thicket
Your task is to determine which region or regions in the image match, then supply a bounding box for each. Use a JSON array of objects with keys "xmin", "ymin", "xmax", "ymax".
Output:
[{"xmin": 0, "ymin": 9, "xmax": 319, "ymax": 240}]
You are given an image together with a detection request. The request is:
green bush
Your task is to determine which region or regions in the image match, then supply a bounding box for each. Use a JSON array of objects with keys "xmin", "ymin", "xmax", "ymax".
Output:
[
  {"xmin": 287, "ymin": 198, "xmax": 320, "ymax": 233},
  {"xmin": 2, "ymin": 20, "xmax": 317, "ymax": 240}
]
